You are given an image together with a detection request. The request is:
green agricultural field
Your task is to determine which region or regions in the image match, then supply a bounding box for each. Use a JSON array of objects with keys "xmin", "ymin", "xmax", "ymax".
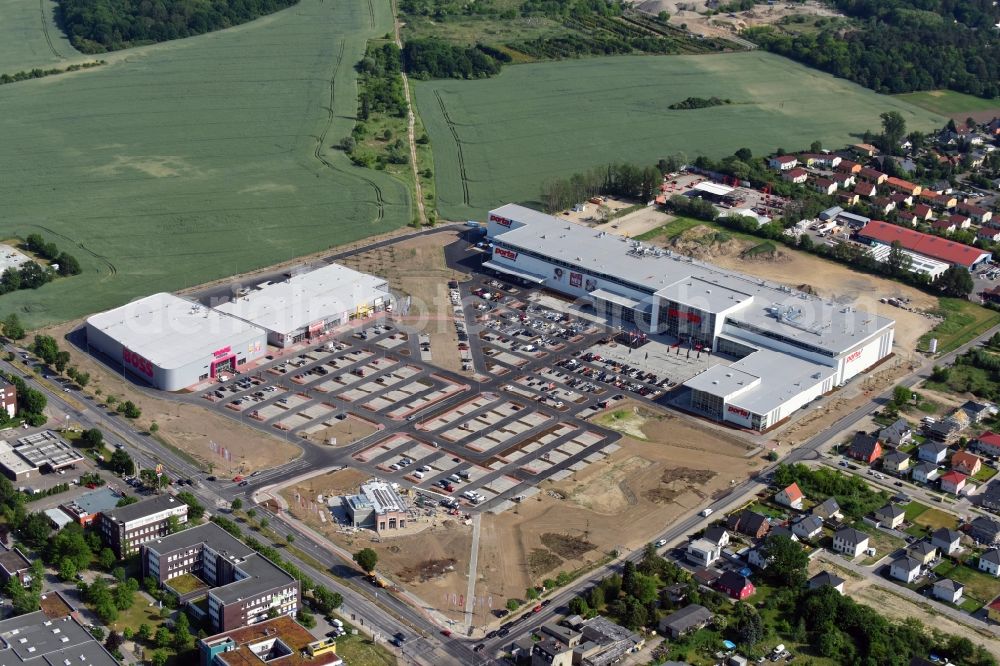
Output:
[
  {"xmin": 894, "ymin": 90, "xmax": 1000, "ymax": 117},
  {"xmin": 0, "ymin": 0, "xmax": 411, "ymax": 327},
  {"xmin": 0, "ymin": 0, "xmax": 80, "ymax": 72},
  {"xmin": 414, "ymin": 51, "xmax": 946, "ymax": 220}
]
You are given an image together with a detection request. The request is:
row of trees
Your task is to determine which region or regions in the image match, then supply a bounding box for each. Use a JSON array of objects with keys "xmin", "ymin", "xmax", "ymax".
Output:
[
  {"xmin": 746, "ymin": 0, "xmax": 1000, "ymax": 99},
  {"xmin": 24, "ymin": 234, "xmax": 82, "ymax": 276},
  {"xmin": 540, "ymin": 162, "xmax": 663, "ymax": 212},
  {"xmin": 402, "ymin": 39, "xmax": 507, "ymax": 79},
  {"xmin": 0, "ymin": 61, "xmax": 103, "ymax": 86},
  {"xmin": 0, "ymin": 371, "xmax": 47, "ymax": 426},
  {"xmin": 55, "ymin": 0, "xmax": 299, "ymax": 52}
]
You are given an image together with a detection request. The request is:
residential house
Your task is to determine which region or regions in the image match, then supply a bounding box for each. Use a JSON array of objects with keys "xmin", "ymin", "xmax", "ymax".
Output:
[
  {"xmin": 918, "ymin": 441, "xmax": 949, "ymax": 464},
  {"xmin": 912, "ymin": 203, "xmax": 933, "ymax": 221},
  {"xmin": 907, "ymin": 541, "xmax": 938, "ymax": 565},
  {"xmin": 658, "ymin": 605, "xmax": 713, "ymax": 639},
  {"xmin": 983, "ymin": 285, "xmax": 1000, "ymax": 305},
  {"xmin": 853, "ymin": 143, "xmax": 878, "ymax": 158},
  {"xmin": 957, "ymin": 201, "xmax": 992, "ymax": 224},
  {"xmin": 940, "ymin": 470, "xmax": 968, "ymax": 495},
  {"xmin": 855, "ymin": 181, "xmax": 877, "ymax": 198},
  {"xmin": 813, "ymin": 178, "xmax": 837, "ymax": 196},
  {"xmin": 747, "ymin": 547, "xmax": 772, "ymax": 570},
  {"xmin": 947, "ymin": 213, "xmax": 969, "ymax": 228},
  {"xmin": 973, "ymin": 431, "xmax": 1000, "ymax": 457},
  {"xmin": 832, "ymin": 527, "xmax": 869, "ymax": 558},
  {"xmin": 715, "ymin": 571, "xmax": 755, "ymax": 600},
  {"xmin": 882, "ymin": 451, "xmax": 911, "ymax": 475},
  {"xmin": 768, "ymin": 155, "xmax": 798, "ymax": 171},
  {"xmin": 932, "ymin": 578, "xmax": 964, "ymax": 604},
  {"xmin": 782, "ymin": 168, "xmax": 808, "ymax": 184},
  {"xmin": 935, "ymin": 195, "xmax": 958, "ymax": 210},
  {"xmin": 898, "ymin": 211, "xmax": 919, "ymax": 227},
  {"xmin": 879, "ymin": 418, "xmax": 913, "ymax": 447},
  {"xmin": 931, "ymin": 219, "xmax": 957, "ymax": 235},
  {"xmin": 768, "ymin": 525, "xmax": 798, "ymax": 542},
  {"xmin": 703, "ymin": 526, "xmax": 730, "ymax": 550},
  {"xmin": 813, "ymin": 497, "xmax": 842, "ymax": 522},
  {"xmin": 831, "ymin": 173, "xmax": 854, "ymax": 189},
  {"xmin": 969, "ymin": 516, "xmax": 1000, "ymax": 545},
  {"xmin": 951, "ymin": 451, "xmax": 982, "ymax": 476},
  {"xmin": 886, "ymin": 177, "xmax": 922, "ymax": 197},
  {"xmin": 872, "ymin": 504, "xmax": 905, "ymax": 529},
  {"xmin": 961, "ymin": 400, "xmax": 996, "ymax": 424},
  {"xmin": 532, "ymin": 638, "xmax": 573, "ymax": 666},
  {"xmin": 836, "ymin": 159, "xmax": 862, "ymax": 174},
  {"xmin": 791, "ymin": 514, "xmax": 824, "ymax": 540},
  {"xmin": 727, "ymin": 510, "xmax": 771, "ymax": 539},
  {"xmin": 0, "ymin": 549, "xmax": 32, "ymax": 588},
  {"xmin": 872, "ymin": 197, "xmax": 896, "ymax": 215},
  {"xmin": 889, "ymin": 191, "xmax": 914, "ymax": 208},
  {"xmin": 799, "ymin": 153, "xmax": 842, "ymax": 168},
  {"xmin": 848, "ymin": 432, "xmax": 883, "ymax": 464},
  {"xmin": 930, "ymin": 528, "xmax": 962, "ymax": 556},
  {"xmin": 686, "ymin": 538, "xmax": 722, "ymax": 567},
  {"xmin": 775, "ymin": 482, "xmax": 805, "ymax": 510},
  {"xmin": 911, "ymin": 461, "xmax": 941, "ymax": 484},
  {"xmin": 838, "ymin": 191, "xmax": 860, "ymax": 207},
  {"xmin": 925, "ymin": 417, "xmax": 963, "ymax": 443},
  {"xmin": 979, "ymin": 227, "xmax": 1000, "ymax": 243},
  {"xmin": 807, "ymin": 571, "xmax": 845, "ymax": 594},
  {"xmin": 978, "ymin": 549, "xmax": 1000, "ymax": 576},
  {"xmin": 859, "ymin": 166, "xmax": 887, "ymax": 183},
  {"xmin": 980, "ymin": 479, "xmax": 1000, "ymax": 511},
  {"xmin": 889, "ymin": 555, "xmax": 922, "ymax": 583}
]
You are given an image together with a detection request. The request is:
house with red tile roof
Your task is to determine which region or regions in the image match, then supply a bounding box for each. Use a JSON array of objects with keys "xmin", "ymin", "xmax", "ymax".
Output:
[
  {"xmin": 897, "ymin": 211, "xmax": 919, "ymax": 227},
  {"xmin": 947, "ymin": 213, "xmax": 971, "ymax": 229},
  {"xmin": 813, "ymin": 178, "xmax": 837, "ymax": 195},
  {"xmin": 889, "ymin": 192, "xmax": 914, "ymax": 207},
  {"xmin": 885, "ymin": 176, "xmax": 922, "ymax": 196},
  {"xmin": 852, "ymin": 143, "xmax": 878, "ymax": 157},
  {"xmin": 836, "ymin": 159, "xmax": 862, "ymax": 174},
  {"xmin": 940, "ymin": 470, "xmax": 968, "ymax": 495},
  {"xmin": 855, "ymin": 181, "xmax": 877, "ymax": 198},
  {"xmin": 859, "ymin": 167, "xmax": 887, "ymax": 184},
  {"xmin": 872, "ymin": 197, "xmax": 896, "ymax": 215},
  {"xmin": 857, "ymin": 221, "xmax": 992, "ymax": 269},
  {"xmin": 931, "ymin": 218, "xmax": 957, "ymax": 234},
  {"xmin": 768, "ymin": 155, "xmax": 798, "ymax": 171},
  {"xmin": 952, "ymin": 451, "xmax": 982, "ymax": 476},
  {"xmin": 831, "ymin": 173, "xmax": 854, "ymax": 189},
  {"xmin": 974, "ymin": 431, "xmax": 1000, "ymax": 457},
  {"xmin": 935, "ymin": 194, "xmax": 958, "ymax": 210},
  {"xmin": 913, "ymin": 203, "xmax": 933, "ymax": 221},
  {"xmin": 957, "ymin": 202, "xmax": 992, "ymax": 224},
  {"xmin": 782, "ymin": 168, "xmax": 808, "ymax": 184},
  {"xmin": 837, "ymin": 192, "xmax": 860, "ymax": 206},
  {"xmin": 978, "ymin": 227, "xmax": 1000, "ymax": 243},
  {"xmin": 775, "ymin": 482, "xmax": 805, "ymax": 510}
]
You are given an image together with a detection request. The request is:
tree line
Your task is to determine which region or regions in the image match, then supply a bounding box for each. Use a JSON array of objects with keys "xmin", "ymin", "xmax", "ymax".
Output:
[
  {"xmin": 0, "ymin": 233, "xmax": 82, "ymax": 297},
  {"xmin": 540, "ymin": 163, "xmax": 663, "ymax": 212},
  {"xmin": 55, "ymin": 0, "xmax": 299, "ymax": 52},
  {"xmin": 746, "ymin": 0, "xmax": 1000, "ymax": 98},
  {"xmin": 0, "ymin": 61, "xmax": 103, "ymax": 86},
  {"xmin": 402, "ymin": 39, "xmax": 507, "ymax": 79}
]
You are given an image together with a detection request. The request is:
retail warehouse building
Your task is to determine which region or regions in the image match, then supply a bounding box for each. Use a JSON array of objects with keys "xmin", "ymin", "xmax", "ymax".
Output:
[
  {"xmin": 85, "ymin": 263, "xmax": 391, "ymax": 390},
  {"xmin": 486, "ymin": 204, "xmax": 896, "ymax": 431}
]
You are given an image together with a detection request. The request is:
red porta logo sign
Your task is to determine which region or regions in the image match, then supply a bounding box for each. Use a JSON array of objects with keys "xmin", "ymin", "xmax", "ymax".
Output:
[
  {"xmin": 123, "ymin": 348, "xmax": 154, "ymax": 377},
  {"xmin": 495, "ymin": 247, "xmax": 518, "ymax": 261},
  {"xmin": 845, "ymin": 349, "xmax": 863, "ymax": 364},
  {"xmin": 727, "ymin": 405, "xmax": 751, "ymax": 418},
  {"xmin": 489, "ymin": 214, "xmax": 513, "ymax": 227},
  {"xmin": 667, "ymin": 308, "xmax": 702, "ymax": 324}
]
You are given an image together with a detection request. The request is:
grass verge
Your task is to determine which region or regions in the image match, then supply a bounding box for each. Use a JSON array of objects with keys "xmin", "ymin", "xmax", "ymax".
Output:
[{"xmin": 919, "ymin": 298, "xmax": 1000, "ymax": 354}]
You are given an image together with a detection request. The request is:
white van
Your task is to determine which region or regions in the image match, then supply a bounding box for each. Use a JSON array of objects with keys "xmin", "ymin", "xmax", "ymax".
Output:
[
  {"xmin": 413, "ymin": 471, "xmax": 425, "ymax": 480},
  {"xmin": 700, "ymin": 508, "xmax": 713, "ymax": 517}
]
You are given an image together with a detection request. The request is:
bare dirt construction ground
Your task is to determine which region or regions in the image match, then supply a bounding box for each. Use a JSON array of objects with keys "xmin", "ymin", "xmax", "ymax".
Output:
[
  {"xmin": 659, "ymin": 225, "xmax": 935, "ymax": 356},
  {"xmin": 593, "ymin": 206, "xmax": 673, "ymax": 238},
  {"xmin": 807, "ymin": 559, "xmax": 1000, "ymax": 654},
  {"xmin": 473, "ymin": 401, "xmax": 757, "ymax": 613},
  {"xmin": 280, "ymin": 468, "xmax": 473, "ymax": 624},
  {"xmin": 638, "ymin": 0, "xmax": 842, "ymax": 41},
  {"xmin": 339, "ymin": 231, "xmax": 469, "ymax": 373},
  {"xmin": 43, "ymin": 319, "xmax": 301, "ymax": 474},
  {"xmin": 301, "ymin": 415, "xmax": 379, "ymax": 447},
  {"xmin": 560, "ymin": 197, "xmax": 635, "ymax": 226}
]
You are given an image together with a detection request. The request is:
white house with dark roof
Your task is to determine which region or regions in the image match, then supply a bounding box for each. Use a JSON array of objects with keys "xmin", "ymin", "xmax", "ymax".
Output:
[
  {"xmin": 812, "ymin": 497, "xmax": 842, "ymax": 522},
  {"xmin": 911, "ymin": 461, "xmax": 940, "ymax": 484},
  {"xmin": 832, "ymin": 527, "xmax": 868, "ymax": 558},
  {"xmin": 907, "ymin": 541, "xmax": 938, "ymax": 565},
  {"xmin": 872, "ymin": 504, "xmax": 906, "ymax": 529},
  {"xmin": 918, "ymin": 441, "xmax": 949, "ymax": 464},
  {"xmin": 932, "ymin": 578, "xmax": 963, "ymax": 604},
  {"xmin": 791, "ymin": 514, "xmax": 823, "ymax": 540},
  {"xmin": 879, "ymin": 418, "xmax": 913, "ymax": 447},
  {"xmin": 978, "ymin": 549, "xmax": 1000, "ymax": 576},
  {"xmin": 889, "ymin": 555, "xmax": 921, "ymax": 583},
  {"xmin": 808, "ymin": 571, "xmax": 845, "ymax": 594},
  {"xmin": 931, "ymin": 528, "xmax": 962, "ymax": 555}
]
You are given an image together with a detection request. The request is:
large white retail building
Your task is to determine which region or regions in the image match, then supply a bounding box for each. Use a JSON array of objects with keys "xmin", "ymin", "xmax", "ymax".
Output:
[
  {"xmin": 85, "ymin": 263, "xmax": 392, "ymax": 390},
  {"xmin": 485, "ymin": 204, "xmax": 896, "ymax": 431},
  {"xmin": 86, "ymin": 293, "xmax": 268, "ymax": 391},
  {"xmin": 214, "ymin": 263, "xmax": 393, "ymax": 348}
]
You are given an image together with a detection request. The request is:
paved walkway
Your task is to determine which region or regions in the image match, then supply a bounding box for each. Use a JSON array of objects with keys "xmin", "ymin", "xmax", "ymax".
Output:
[{"xmin": 463, "ymin": 513, "xmax": 482, "ymax": 631}]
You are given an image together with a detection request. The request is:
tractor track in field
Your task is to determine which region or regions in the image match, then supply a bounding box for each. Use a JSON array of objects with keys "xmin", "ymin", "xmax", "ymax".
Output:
[
  {"xmin": 38, "ymin": 0, "xmax": 64, "ymax": 60},
  {"xmin": 367, "ymin": 0, "xmax": 376, "ymax": 28},
  {"xmin": 433, "ymin": 89, "xmax": 470, "ymax": 206},
  {"xmin": 313, "ymin": 41, "xmax": 385, "ymax": 221},
  {"xmin": 31, "ymin": 223, "xmax": 118, "ymax": 276}
]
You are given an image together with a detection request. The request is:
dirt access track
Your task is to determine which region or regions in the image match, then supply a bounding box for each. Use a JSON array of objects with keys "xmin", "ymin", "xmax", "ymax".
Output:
[
  {"xmin": 44, "ymin": 318, "xmax": 302, "ymax": 475},
  {"xmin": 472, "ymin": 401, "xmax": 759, "ymax": 620}
]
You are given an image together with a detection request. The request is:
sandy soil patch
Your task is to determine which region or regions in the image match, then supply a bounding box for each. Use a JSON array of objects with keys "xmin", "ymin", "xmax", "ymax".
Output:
[
  {"xmin": 340, "ymin": 231, "xmax": 469, "ymax": 373},
  {"xmin": 593, "ymin": 207, "xmax": 673, "ymax": 238},
  {"xmin": 642, "ymin": 0, "xmax": 842, "ymax": 41},
  {"xmin": 658, "ymin": 225, "xmax": 935, "ymax": 357},
  {"xmin": 473, "ymin": 402, "xmax": 757, "ymax": 611},
  {"xmin": 45, "ymin": 319, "xmax": 301, "ymax": 474},
  {"xmin": 280, "ymin": 468, "xmax": 473, "ymax": 623},
  {"xmin": 301, "ymin": 415, "xmax": 380, "ymax": 446}
]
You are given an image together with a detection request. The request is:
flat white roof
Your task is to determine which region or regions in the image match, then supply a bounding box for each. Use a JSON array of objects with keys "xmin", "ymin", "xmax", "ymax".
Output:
[
  {"xmin": 692, "ymin": 182, "xmax": 735, "ymax": 197},
  {"xmin": 215, "ymin": 263, "xmax": 389, "ymax": 336},
  {"xmin": 87, "ymin": 293, "xmax": 265, "ymax": 370},
  {"xmin": 686, "ymin": 350, "xmax": 835, "ymax": 416},
  {"xmin": 360, "ymin": 481, "xmax": 407, "ymax": 515},
  {"xmin": 0, "ymin": 441, "xmax": 36, "ymax": 475}
]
